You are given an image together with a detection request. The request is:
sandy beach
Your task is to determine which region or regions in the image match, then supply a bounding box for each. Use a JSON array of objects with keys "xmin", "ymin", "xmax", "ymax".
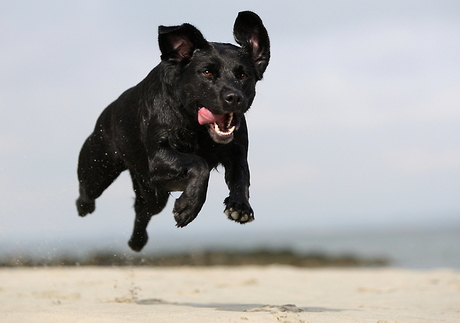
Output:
[{"xmin": 1, "ymin": 266, "xmax": 459, "ymax": 322}]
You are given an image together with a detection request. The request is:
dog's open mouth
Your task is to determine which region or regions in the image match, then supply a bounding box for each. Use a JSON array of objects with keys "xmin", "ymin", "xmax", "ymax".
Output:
[{"xmin": 198, "ymin": 107, "xmax": 240, "ymax": 143}]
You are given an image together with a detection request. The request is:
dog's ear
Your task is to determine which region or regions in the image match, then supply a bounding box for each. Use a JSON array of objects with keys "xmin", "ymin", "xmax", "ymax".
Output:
[
  {"xmin": 158, "ymin": 24, "xmax": 208, "ymax": 63},
  {"xmin": 233, "ymin": 11, "xmax": 270, "ymax": 80}
]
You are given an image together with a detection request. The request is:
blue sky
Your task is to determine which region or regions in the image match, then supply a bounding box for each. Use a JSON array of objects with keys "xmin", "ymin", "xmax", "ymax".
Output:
[{"xmin": 1, "ymin": 1, "xmax": 459, "ymax": 251}]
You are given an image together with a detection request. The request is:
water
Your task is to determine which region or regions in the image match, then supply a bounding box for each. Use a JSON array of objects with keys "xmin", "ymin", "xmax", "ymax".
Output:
[
  {"xmin": 284, "ymin": 226, "xmax": 460, "ymax": 269},
  {"xmin": 1, "ymin": 225, "xmax": 459, "ymax": 269}
]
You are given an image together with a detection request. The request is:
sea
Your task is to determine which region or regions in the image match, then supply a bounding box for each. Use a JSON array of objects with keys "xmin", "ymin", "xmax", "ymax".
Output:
[{"xmin": 1, "ymin": 224, "xmax": 459, "ymax": 269}]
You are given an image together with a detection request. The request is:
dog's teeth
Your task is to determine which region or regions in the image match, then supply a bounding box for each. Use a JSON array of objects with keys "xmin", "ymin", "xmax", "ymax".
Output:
[
  {"xmin": 227, "ymin": 113, "xmax": 234, "ymax": 128},
  {"xmin": 213, "ymin": 122, "xmax": 235, "ymax": 136}
]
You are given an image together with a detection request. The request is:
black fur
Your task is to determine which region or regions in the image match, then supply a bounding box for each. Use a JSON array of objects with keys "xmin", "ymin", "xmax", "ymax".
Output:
[{"xmin": 76, "ymin": 11, "xmax": 270, "ymax": 252}]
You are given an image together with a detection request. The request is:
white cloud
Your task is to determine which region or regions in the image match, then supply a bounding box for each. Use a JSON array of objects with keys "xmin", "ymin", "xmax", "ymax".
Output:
[
  {"xmin": 251, "ymin": 17, "xmax": 460, "ymax": 133},
  {"xmin": 381, "ymin": 147, "xmax": 460, "ymax": 173},
  {"xmin": 251, "ymin": 162, "xmax": 323, "ymax": 189},
  {"xmin": 0, "ymin": 134, "xmax": 21, "ymax": 154}
]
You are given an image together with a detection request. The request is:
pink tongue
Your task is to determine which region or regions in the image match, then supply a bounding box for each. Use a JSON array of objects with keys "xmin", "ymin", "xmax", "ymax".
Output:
[{"xmin": 198, "ymin": 107, "xmax": 226, "ymax": 125}]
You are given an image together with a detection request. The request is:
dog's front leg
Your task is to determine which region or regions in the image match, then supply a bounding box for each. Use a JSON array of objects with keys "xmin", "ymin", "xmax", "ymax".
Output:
[
  {"xmin": 221, "ymin": 132, "xmax": 254, "ymax": 224},
  {"xmin": 149, "ymin": 149, "xmax": 210, "ymax": 227},
  {"xmin": 223, "ymin": 154, "xmax": 254, "ymax": 223}
]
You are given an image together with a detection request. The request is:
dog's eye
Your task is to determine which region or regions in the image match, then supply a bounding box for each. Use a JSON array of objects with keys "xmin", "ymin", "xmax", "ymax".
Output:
[
  {"xmin": 238, "ymin": 72, "xmax": 249, "ymax": 80},
  {"xmin": 203, "ymin": 70, "xmax": 213, "ymax": 77}
]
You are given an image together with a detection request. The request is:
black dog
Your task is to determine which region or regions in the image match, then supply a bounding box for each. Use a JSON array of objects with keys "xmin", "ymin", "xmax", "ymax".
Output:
[{"xmin": 76, "ymin": 11, "xmax": 270, "ymax": 252}]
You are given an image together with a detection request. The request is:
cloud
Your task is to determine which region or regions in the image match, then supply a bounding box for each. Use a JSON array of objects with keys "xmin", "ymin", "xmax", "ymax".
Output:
[
  {"xmin": 250, "ymin": 17, "xmax": 460, "ymax": 134},
  {"xmin": 251, "ymin": 162, "xmax": 323, "ymax": 190},
  {"xmin": 0, "ymin": 134, "xmax": 22, "ymax": 154},
  {"xmin": 381, "ymin": 147, "xmax": 460, "ymax": 173}
]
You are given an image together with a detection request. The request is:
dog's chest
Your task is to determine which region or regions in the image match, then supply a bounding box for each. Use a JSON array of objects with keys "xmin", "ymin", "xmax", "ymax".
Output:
[{"xmin": 167, "ymin": 130, "xmax": 220, "ymax": 168}]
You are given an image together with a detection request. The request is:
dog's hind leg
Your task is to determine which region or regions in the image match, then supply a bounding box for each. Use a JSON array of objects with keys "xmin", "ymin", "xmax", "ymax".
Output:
[
  {"xmin": 128, "ymin": 171, "xmax": 169, "ymax": 252},
  {"xmin": 76, "ymin": 132, "xmax": 125, "ymax": 216}
]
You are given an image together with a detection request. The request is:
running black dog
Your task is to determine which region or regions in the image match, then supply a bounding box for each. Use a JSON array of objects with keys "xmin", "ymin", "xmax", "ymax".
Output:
[{"xmin": 76, "ymin": 11, "xmax": 270, "ymax": 252}]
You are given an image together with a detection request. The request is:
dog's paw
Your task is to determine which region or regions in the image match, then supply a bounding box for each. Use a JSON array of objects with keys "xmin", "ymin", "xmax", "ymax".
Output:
[
  {"xmin": 173, "ymin": 210, "xmax": 198, "ymax": 228},
  {"xmin": 173, "ymin": 197, "xmax": 200, "ymax": 228},
  {"xmin": 76, "ymin": 197, "xmax": 95, "ymax": 217},
  {"xmin": 128, "ymin": 230, "xmax": 148, "ymax": 252},
  {"xmin": 224, "ymin": 197, "xmax": 254, "ymax": 224}
]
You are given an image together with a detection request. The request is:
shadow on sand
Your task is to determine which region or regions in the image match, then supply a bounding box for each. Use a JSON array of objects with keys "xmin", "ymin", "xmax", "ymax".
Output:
[{"xmin": 135, "ymin": 298, "xmax": 343, "ymax": 313}]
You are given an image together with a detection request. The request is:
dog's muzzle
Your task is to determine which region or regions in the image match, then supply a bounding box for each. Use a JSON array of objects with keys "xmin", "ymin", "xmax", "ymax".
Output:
[{"xmin": 198, "ymin": 107, "xmax": 240, "ymax": 144}]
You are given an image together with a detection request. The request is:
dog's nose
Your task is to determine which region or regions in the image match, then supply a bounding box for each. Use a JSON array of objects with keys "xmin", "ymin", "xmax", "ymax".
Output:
[{"xmin": 223, "ymin": 91, "xmax": 243, "ymax": 108}]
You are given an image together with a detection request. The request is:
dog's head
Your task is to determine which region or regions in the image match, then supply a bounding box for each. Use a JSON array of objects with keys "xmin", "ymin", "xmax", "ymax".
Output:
[{"xmin": 158, "ymin": 11, "xmax": 270, "ymax": 144}]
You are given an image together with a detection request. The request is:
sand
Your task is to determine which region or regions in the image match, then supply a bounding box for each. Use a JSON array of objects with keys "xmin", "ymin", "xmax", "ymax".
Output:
[{"xmin": 1, "ymin": 266, "xmax": 459, "ymax": 322}]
